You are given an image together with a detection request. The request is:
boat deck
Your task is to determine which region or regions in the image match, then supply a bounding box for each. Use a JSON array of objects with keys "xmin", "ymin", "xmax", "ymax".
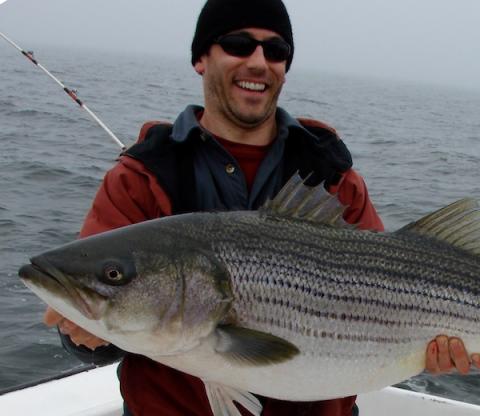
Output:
[{"xmin": 1, "ymin": 364, "xmax": 479, "ymax": 415}]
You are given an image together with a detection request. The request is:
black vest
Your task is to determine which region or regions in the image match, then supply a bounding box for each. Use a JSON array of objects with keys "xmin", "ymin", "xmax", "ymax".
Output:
[{"xmin": 125, "ymin": 123, "xmax": 352, "ymax": 214}]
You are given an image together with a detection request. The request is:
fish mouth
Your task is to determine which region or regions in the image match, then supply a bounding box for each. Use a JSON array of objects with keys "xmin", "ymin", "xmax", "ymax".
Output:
[{"xmin": 19, "ymin": 257, "xmax": 107, "ymax": 320}]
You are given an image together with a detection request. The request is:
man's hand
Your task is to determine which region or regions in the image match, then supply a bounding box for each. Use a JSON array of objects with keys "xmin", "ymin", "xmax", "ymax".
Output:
[
  {"xmin": 426, "ymin": 335, "xmax": 480, "ymax": 375},
  {"xmin": 44, "ymin": 307, "xmax": 109, "ymax": 350}
]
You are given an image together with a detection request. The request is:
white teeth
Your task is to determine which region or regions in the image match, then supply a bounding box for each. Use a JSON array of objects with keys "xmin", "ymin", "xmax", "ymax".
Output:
[{"xmin": 237, "ymin": 81, "xmax": 266, "ymax": 92}]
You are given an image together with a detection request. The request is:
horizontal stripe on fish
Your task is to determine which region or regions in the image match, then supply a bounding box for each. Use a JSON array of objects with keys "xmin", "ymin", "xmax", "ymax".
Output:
[
  {"xmin": 210, "ymin": 223, "xmax": 479, "ymax": 277},
  {"xmin": 247, "ymin": 297, "xmax": 479, "ymax": 334},
  {"xmin": 224, "ymin": 252, "xmax": 480, "ymax": 307}
]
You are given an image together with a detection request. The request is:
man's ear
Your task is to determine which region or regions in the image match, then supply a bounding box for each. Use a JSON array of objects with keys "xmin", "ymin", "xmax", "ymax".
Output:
[{"xmin": 194, "ymin": 60, "xmax": 205, "ymax": 76}]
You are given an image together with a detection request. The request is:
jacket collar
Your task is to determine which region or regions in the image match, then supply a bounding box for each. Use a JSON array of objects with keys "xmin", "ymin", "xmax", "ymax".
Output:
[{"xmin": 171, "ymin": 105, "xmax": 316, "ymax": 144}]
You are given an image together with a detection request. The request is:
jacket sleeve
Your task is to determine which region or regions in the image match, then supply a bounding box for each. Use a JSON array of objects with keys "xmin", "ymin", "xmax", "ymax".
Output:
[
  {"xmin": 331, "ymin": 169, "xmax": 385, "ymax": 232},
  {"xmin": 61, "ymin": 156, "xmax": 172, "ymax": 364},
  {"xmin": 80, "ymin": 156, "xmax": 172, "ymax": 237}
]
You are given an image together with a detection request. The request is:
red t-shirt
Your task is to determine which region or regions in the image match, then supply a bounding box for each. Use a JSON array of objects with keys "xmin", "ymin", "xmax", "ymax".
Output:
[{"xmin": 215, "ymin": 136, "xmax": 272, "ymax": 192}]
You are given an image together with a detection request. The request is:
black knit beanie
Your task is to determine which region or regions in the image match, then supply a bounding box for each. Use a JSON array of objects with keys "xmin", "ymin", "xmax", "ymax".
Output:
[{"xmin": 191, "ymin": 0, "xmax": 294, "ymax": 71}]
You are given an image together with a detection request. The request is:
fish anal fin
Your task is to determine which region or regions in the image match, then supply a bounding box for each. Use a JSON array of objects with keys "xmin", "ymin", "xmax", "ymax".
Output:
[
  {"xmin": 215, "ymin": 324, "xmax": 299, "ymax": 366},
  {"xmin": 204, "ymin": 381, "xmax": 262, "ymax": 416}
]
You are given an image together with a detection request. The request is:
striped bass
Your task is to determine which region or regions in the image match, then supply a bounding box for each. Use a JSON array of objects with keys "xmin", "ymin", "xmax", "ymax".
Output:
[{"xmin": 18, "ymin": 175, "xmax": 480, "ymax": 416}]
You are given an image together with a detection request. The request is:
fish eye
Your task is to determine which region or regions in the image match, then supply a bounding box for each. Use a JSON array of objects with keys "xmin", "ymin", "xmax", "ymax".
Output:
[
  {"xmin": 105, "ymin": 266, "xmax": 123, "ymax": 281},
  {"xmin": 99, "ymin": 261, "xmax": 135, "ymax": 286}
]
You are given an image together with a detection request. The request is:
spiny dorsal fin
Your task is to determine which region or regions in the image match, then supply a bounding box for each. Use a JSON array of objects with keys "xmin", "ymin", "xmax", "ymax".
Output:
[
  {"xmin": 215, "ymin": 325, "xmax": 299, "ymax": 366},
  {"xmin": 261, "ymin": 173, "xmax": 350, "ymax": 227},
  {"xmin": 397, "ymin": 198, "xmax": 480, "ymax": 256}
]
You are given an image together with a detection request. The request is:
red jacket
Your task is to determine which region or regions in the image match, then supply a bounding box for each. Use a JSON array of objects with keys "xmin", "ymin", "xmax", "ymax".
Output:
[{"xmin": 79, "ymin": 126, "xmax": 384, "ymax": 416}]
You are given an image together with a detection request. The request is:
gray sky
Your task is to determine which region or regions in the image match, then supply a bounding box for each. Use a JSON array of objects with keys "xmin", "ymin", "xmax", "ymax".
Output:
[{"xmin": 1, "ymin": 0, "xmax": 479, "ymax": 89}]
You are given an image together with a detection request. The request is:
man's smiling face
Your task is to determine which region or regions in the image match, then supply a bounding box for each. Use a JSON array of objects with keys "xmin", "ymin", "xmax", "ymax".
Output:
[{"xmin": 195, "ymin": 28, "xmax": 287, "ymax": 129}]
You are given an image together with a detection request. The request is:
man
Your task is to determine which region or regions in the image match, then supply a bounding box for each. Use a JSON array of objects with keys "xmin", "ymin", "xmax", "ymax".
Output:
[{"xmin": 44, "ymin": 0, "xmax": 480, "ymax": 415}]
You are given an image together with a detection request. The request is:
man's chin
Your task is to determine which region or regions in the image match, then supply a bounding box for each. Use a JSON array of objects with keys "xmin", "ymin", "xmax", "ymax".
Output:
[{"xmin": 229, "ymin": 107, "xmax": 275, "ymax": 128}]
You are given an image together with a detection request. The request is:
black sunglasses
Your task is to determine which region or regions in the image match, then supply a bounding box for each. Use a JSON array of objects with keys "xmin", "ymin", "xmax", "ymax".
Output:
[{"xmin": 214, "ymin": 34, "xmax": 291, "ymax": 63}]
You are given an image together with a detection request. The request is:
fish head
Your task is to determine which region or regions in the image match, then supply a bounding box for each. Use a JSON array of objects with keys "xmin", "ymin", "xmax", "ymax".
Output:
[{"xmin": 18, "ymin": 222, "xmax": 233, "ymax": 356}]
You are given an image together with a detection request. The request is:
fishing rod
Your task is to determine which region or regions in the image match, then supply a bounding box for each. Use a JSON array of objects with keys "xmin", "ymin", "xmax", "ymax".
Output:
[{"xmin": 0, "ymin": 31, "xmax": 126, "ymax": 151}]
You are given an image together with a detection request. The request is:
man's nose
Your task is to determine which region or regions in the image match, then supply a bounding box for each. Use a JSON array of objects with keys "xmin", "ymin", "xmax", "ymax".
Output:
[{"xmin": 246, "ymin": 45, "xmax": 268, "ymax": 70}]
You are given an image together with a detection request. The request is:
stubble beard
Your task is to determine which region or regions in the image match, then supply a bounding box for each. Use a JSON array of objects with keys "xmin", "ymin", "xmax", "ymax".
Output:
[
  {"xmin": 205, "ymin": 72, "xmax": 283, "ymax": 129},
  {"xmin": 225, "ymin": 91, "xmax": 280, "ymax": 128}
]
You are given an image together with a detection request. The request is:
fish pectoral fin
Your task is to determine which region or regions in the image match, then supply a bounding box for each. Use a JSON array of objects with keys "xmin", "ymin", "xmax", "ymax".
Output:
[
  {"xmin": 204, "ymin": 381, "xmax": 262, "ymax": 416},
  {"xmin": 215, "ymin": 324, "xmax": 300, "ymax": 366}
]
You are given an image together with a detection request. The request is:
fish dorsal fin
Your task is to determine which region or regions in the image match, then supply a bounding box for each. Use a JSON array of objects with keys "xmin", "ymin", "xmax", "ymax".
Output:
[
  {"xmin": 261, "ymin": 173, "xmax": 349, "ymax": 227},
  {"xmin": 204, "ymin": 381, "xmax": 262, "ymax": 416},
  {"xmin": 215, "ymin": 325, "xmax": 299, "ymax": 366},
  {"xmin": 397, "ymin": 198, "xmax": 480, "ymax": 256}
]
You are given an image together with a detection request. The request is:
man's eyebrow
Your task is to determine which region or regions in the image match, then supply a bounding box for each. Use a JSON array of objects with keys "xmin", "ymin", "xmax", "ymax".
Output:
[
  {"xmin": 228, "ymin": 30, "xmax": 252, "ymax": 37},
  {"xmin": 229, "ymin": 30, "xmax": 284, "ymax": 40}
]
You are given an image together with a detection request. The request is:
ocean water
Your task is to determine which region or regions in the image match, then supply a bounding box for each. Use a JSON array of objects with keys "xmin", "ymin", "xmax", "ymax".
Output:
[{"xmin": 1, "ymin": 44, "xmax": 480, "ymax": 404}]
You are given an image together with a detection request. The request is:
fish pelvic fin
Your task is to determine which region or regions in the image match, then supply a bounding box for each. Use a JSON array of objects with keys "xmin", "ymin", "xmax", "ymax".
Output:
[
  {"xmin": 260, "ymin": 172, "xmax": 352, "ymax": 227},
  {"xmin": 397, "ymin": 198, "xmax": 480, "ymax": 256},
  {"xmin": 215, "ymin": 324, "xmax": 300, "ymax": 366},
  {"xmin": 204, "ymin": 381, "xmax": 262, "ymax": 416}
]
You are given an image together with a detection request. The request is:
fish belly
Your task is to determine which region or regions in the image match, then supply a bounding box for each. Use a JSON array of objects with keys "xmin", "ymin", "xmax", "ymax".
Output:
[{"xmin": 151, "ymin": 338, "xmax": 427, "ymax": 400}]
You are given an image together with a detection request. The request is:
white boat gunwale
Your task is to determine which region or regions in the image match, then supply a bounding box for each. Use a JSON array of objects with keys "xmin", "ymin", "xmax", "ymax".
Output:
[{"xmin": 1, "ymin": 364, "xmax": 479, "ymax": 416}]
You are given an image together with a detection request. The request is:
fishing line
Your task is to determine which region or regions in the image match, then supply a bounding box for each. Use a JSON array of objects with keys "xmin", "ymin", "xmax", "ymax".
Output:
[{"xmin": 0, "ymin": 31, "xmax": 126, "ymax": 150}]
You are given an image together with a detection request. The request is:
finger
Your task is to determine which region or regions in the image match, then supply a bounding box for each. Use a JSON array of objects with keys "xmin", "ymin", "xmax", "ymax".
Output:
[
  {"xmin": 68, "ymin": 325, "xmax": 89, "ymax": 342},
  {"xmin": 68, "ymin": 326, "xmax": 108, "ymax": 348},
  {"xmin": 73, "ymin": 333, "xmax": 109, "ymax": 350},
  {"xmin": 58, "ymin": 319, "xmax": 78, "ymax": 335},
  {"xmin": 425, "ymin": 340, "xmax": 441, "ymax": 374},
  {"xmin": 471, "ymin": 354, "xmax": 480, "ymax": 369},
  {"xmin": 61, "ymin": 319, "xmax": 77, "ymax": 333},
  {"xmin": 436, "ymin": 335, "xmax": 454, "ymax": 372},
  {"xmin": 449, "ymin": 338, "xmax": 470, "ymax": 375},
  {"xmin": 69, "ymin": 332, "xmax": 88, "ymax": 347},
  {"xmin": 44, "ymin": 309, "xmax": 109, "ymax": 350},
  {"xmin": 43, "ymin": 307, "xmax": 64, "ymax": 326},
  {"xmin": 84, "ymin": 337, "xmax": 110, "ymax": 350}
]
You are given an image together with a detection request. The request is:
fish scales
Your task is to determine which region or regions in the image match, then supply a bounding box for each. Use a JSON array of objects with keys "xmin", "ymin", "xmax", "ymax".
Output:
[
  {"xmin": 156, "ymin": 214, "xmax": 478, "ymax": 352},
  {"xmin": 145, "ymin": 210, "xmax": 478, "ymax": 368},
  {"xmin": 161, "ymin": 210, "xmax": 480, "ymax": 399},
  {"xmin": 194, "ymin": 213, "xmax": 479, "ymax": 292},
  {"xmin": 158, "ymin": 211, "xmax": 480, "ymax": 358},
  {"xmin": 218, "ymin": 216, "xmax": 480, "ymax": 283}
]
